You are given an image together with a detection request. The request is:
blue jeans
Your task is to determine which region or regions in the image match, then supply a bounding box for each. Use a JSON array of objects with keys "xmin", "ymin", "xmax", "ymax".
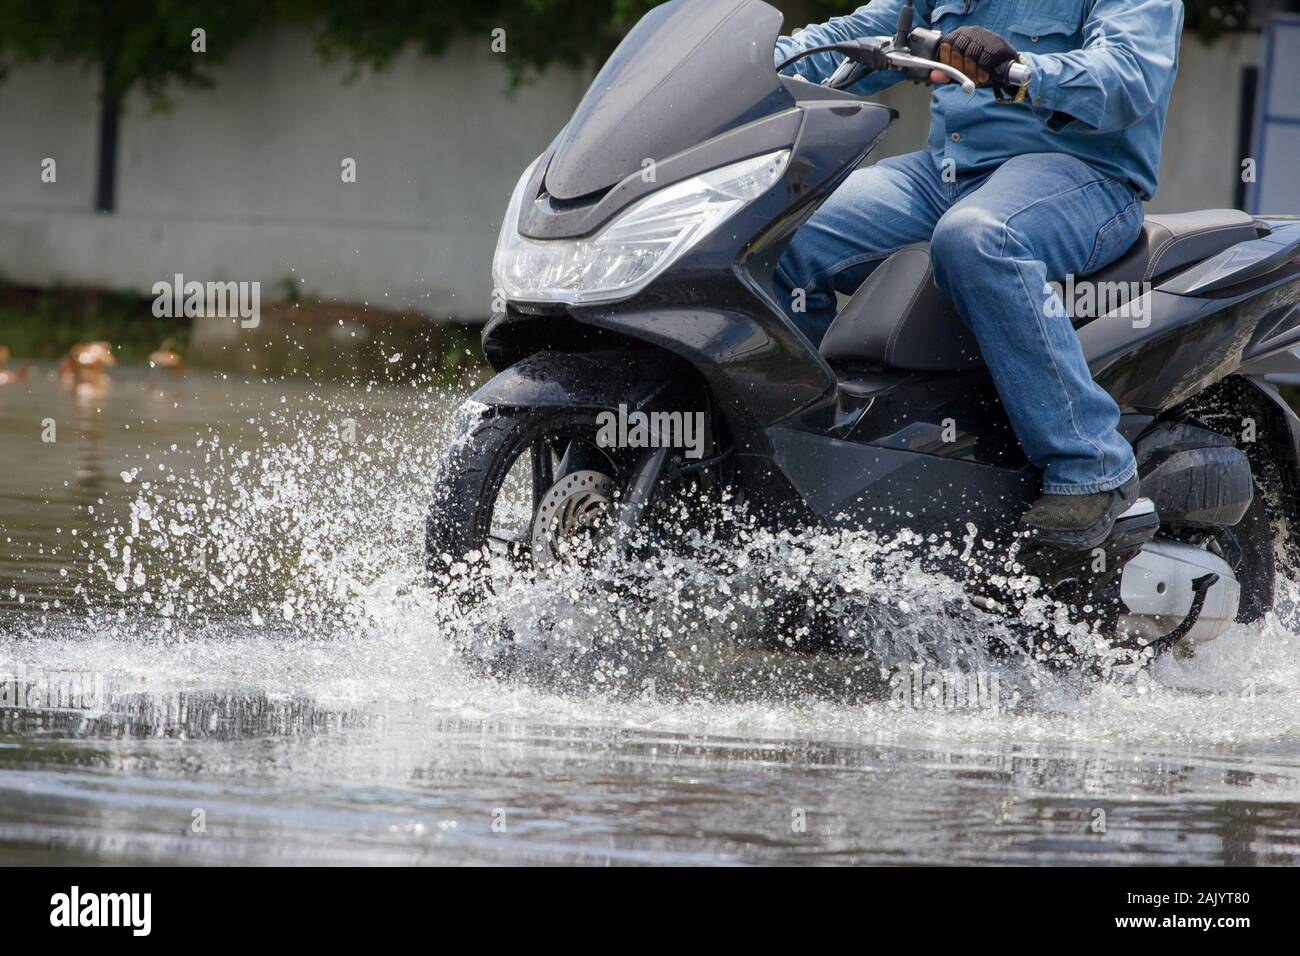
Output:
[{"xmin": 776, "ymin": 150, "xmax": 1143, "ymax": 495}]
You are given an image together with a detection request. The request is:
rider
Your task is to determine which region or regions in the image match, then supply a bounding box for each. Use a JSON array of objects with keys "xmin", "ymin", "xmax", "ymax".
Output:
[{"xmin": 775, "ymin": 0, "xmax": 1183, "ymax": 550}]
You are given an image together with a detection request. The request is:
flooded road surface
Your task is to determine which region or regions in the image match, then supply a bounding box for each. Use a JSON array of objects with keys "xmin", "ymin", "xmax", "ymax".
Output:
[{"xmin": 2, "ymin": 366, "xmax": 1300, "ymax": 865}]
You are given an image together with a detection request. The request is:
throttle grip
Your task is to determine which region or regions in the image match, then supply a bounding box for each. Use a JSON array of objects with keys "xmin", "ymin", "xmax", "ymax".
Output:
[{"xmin": 1005, "ymin": 61, "xmax": 1031, "ymax": 88}]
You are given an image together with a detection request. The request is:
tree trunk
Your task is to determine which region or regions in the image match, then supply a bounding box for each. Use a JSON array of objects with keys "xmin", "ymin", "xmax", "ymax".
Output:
[{"xmin": 95, "ymin": 62, "xmax": 121, "ymax": 214}]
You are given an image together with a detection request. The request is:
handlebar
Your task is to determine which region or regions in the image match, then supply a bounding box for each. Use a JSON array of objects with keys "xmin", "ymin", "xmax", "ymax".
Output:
[
  {"xmin": 786, "ymin": 28, "xmax": 1031, "ymax": 95},
  {"xmin": 905, "ymin": 27, "xmax": 1031, "ymax": 90}
]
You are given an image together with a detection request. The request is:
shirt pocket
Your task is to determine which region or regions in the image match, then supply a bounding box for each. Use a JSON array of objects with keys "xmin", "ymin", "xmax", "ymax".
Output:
[
  {"xmin": 929, "ymin": 2, "xmax": 971, "ymax": 29},
  {"xmin": 1007, "ymin": 0, "xmax": 1088, "ymax": 54}
]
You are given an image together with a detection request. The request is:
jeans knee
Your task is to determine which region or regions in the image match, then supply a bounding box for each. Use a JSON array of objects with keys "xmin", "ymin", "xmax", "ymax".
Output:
[{"xmin": 931, "ymin": 206, "xmax": 1008, "ymax": 285}]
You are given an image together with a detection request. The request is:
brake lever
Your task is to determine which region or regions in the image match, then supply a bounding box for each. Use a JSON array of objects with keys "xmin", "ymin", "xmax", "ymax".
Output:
[
  {"xmin": 814, "ymin": 36, "xmax": 979, "ymax": 94},
  {"xmin": 886, "ymin": 51, "xmax": 976, "ymax": 93},
  {"xmin": 815, "ymin": 34, "xmax": 1024, "ymax": 96}
]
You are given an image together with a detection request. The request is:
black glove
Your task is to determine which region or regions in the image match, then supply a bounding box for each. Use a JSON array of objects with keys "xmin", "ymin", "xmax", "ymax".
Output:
[{"xmin": 939, "ymin": 25, "xmax": 1020, "ymax": 95}]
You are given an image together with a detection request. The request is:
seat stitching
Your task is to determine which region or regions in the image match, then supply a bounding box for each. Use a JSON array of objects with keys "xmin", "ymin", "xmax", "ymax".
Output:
[
  {"xmin": 1135, "ymin": 227, "xmax": 1174, "ymax": 282},
  {"xmin": 1145, "ymin": 223, "xmax": 1252, "ymax": 281},
  {"xmin": 885, "ymin": 252, "xmax": 932, "ymax": 365}
]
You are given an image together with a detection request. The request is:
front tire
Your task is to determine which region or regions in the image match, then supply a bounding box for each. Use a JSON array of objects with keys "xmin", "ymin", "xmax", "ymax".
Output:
[
  {"xmin": 428, "ymin": 403, "xmax": 685, "ymax": 687},
  {"xmin": 425, "ymin": 405, "xmax": 625, "ymax": 604}
]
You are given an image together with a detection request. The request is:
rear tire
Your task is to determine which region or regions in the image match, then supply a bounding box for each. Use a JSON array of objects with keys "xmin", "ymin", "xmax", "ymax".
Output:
[{"xmin": 1226, "ymin": 482, "xmax": 1274, "ymax": 624}]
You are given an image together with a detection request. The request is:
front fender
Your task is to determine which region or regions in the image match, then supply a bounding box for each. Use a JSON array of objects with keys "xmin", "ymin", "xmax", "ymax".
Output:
[{"xmin": 470, "ymin": 348, "xmax": 694, "ymax": 414}]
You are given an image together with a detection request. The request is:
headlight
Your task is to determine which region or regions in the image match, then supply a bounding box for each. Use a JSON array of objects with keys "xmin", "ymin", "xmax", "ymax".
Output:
[{"xmin": 493, "ymin": 149, "xmax": 790, "ymax": 306}]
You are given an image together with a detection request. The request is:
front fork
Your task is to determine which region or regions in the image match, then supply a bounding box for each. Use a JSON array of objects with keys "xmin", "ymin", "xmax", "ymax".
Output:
[
  {"xmin": 604, "ymin": 401, "xmax": 733, "ymax": 559},
  {"xmin": 612, "ymin": 447, "xmax": 672, "ymax": 557}
]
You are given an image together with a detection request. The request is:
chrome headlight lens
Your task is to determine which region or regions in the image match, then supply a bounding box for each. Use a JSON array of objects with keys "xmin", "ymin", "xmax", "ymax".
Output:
[{"xmin": 493, "ymin": 149, "xmax": 790, "ymax": 306}]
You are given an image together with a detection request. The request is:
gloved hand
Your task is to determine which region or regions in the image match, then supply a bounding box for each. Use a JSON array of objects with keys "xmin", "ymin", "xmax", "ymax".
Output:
[{"xmin": 931, "ymin": 26, "xmax": 1020, "ymax": 95}]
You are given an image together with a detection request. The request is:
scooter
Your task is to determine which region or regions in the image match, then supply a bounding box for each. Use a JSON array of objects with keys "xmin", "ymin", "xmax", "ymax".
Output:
[{"xmin": 427, "ymin": 0, "xmax": 1300, "ymax": 664}]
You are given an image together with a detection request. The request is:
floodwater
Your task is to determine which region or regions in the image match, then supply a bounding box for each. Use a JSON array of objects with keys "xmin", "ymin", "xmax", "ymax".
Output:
[{"xmin": 2, "ymin": 364, "xmax": 1300, "ymax": 865}]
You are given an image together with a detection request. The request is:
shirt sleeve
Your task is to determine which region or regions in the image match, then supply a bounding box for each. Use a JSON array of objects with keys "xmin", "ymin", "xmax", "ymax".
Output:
[
  {"xmin": 1023, "ymin": 0, "xmax": 1183, "ymax": 134},
  {"xmin": 774, "ymin": 0, "xmax": 913, "ymax": 91}
]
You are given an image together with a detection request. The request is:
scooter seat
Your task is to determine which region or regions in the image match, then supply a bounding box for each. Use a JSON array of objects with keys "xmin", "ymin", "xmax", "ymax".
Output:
[{"xmin": 819, "ymin": 210, "xmax": 1261, "ymax": 372}]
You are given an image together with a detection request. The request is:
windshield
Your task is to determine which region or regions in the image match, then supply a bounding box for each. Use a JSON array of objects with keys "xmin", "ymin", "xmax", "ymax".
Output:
[{"xmin": 544, "ymin": 0, "xmax": 793, "ymax": 202}]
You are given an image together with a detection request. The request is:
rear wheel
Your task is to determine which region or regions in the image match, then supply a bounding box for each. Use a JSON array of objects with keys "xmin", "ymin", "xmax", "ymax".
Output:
[{"xmin": 1215, "ymin": 481, "xmax": 1275, "ymax": 625}]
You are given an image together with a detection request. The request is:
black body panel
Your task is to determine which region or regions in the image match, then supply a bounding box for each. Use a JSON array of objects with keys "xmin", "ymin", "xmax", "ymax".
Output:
[
  {"xmin": 576, "ymin": 301, "xmax": 836, "ymax": 437},
  {"xmin": 1081, "ymin": 276, "xmax": 1300, "ymax": 413},
  {"xmin": 765, "ymin": 425, "xmax": 1037, "ymax": 539},
  {"xmin": 472, "ymin": 349, "xmax": 692, "ymax": 414},
  {"xmin": 520, "ymin": 109, "xmax": 805, "ymax": 240}
]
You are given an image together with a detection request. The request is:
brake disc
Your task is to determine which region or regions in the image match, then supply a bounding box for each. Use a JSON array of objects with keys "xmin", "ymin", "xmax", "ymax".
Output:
[{"xmin": 530, "ymin": 470, "xmax": 617, "ymax": 568}]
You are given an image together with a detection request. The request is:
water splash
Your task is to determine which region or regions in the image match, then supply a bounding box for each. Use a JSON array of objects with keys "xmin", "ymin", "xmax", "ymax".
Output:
[{"xmin": 0, "ymin": 375, "xmax": 1289, "ymax": 753}]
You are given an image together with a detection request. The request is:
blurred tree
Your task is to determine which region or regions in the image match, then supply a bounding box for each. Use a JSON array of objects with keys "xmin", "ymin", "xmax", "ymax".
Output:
[
  {"xmin": 285, "ymin": 0, "xmax": 660, "ymax": 80},
  {"xmin": 294, "ymin": 0, "xmax": 1300, "ymax": 77},
  {"xmin": 291, "ymin": 0, "xmax": 1300, "ymax": 87},
  {"xmin": 2, "ymin": 0, "xmax": 1296, "ymax": 215},
  {"xmin": 0, "ymin": 0, "xmax": 271, "ymax": 212}
]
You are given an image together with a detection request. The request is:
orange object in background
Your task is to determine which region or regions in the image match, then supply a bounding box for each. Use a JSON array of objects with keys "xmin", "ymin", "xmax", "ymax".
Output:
[
  {"xmin": 58, "ymin": 341, "xmax": 117, "ymax": 397},
  {"xmin": 148, "ymin": 339, "xmax": 184, "ymax": 379},
  {"xmin": 0, "ymin": 345, "xmax": 31, "ymax": 385}
]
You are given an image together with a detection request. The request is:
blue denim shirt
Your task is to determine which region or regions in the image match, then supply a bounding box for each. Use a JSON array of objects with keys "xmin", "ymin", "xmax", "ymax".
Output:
[{"xmin": 775, "ymin": 0, "xmax": 1183, "ymax": 200}]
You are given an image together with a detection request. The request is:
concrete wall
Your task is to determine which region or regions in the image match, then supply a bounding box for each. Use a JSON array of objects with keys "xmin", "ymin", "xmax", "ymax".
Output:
[
  {"xmin": 0, "ymin": 32, "xmax": 589, "ymax": 318},
  {"xmin": 0, "ymin": 29, "xmax": 1266, "ymax": 320}
]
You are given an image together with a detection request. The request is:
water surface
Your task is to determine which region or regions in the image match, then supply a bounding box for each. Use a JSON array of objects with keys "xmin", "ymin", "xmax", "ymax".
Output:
[{"xmin": 2, "ymin": 365, "xmax": 1299, "ymax": 865}]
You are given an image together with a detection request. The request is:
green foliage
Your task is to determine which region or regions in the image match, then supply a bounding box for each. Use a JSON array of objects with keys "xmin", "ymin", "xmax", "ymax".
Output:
[
  {"xmin": 284, "ymin": 0, "xmax": 661, "ymax": 81},
  {"xmin": 1181, "ymin": 1, "xmax": 1300, "ymax": 39},
  {"xmin": 0, "ymin": 285, "xmax": 188, "ymax": 362},
  {"xmin": 0, "ymin": 0, "xmax": 666, "ymax": 99},
  {"xmin": 0, "ymin": 0, "xmax": 271, "ymax": 103}
]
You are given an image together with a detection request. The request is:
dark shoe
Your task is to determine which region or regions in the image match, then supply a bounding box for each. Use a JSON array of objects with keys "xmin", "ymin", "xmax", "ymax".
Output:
[{"xmin": 1020, "ymin": 475, "xmax": 1142, "ymax": 551}]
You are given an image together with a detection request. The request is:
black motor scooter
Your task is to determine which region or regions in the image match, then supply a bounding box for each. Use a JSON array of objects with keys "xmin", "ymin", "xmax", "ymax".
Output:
[{"xmin": 427, "ymin": 0, "xmax": 1300, "ymax": 662}]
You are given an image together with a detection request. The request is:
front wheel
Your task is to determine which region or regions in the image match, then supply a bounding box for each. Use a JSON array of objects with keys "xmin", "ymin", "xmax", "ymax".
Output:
[
  {"xmin": 425, "ymin": 405, "xmax": 634, "ymax": 609},
  {"xmin": 429, "ymin": 403, "xmax": 703, "ymax": 687}
]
